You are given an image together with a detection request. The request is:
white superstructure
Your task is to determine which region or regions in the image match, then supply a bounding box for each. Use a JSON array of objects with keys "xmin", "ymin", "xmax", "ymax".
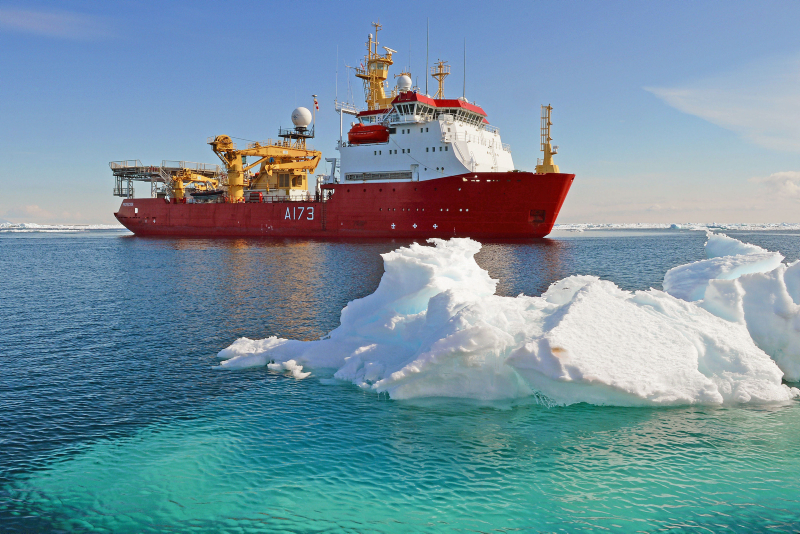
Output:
[{"xmin": 336, "ymin": 90, "xmax": 514, "ymax": 183}]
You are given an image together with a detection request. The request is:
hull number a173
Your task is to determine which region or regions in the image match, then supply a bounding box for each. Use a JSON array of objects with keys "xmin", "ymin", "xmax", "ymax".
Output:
[{"xmin": 285, "ymin": 206, "xmax": 314, "ymax": 220}]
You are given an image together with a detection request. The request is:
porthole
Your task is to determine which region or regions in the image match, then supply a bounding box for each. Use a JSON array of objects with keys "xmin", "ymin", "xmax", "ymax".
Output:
[{"xmin": 363, "ymin": 189, "xmax": 366, "ymax": 192}]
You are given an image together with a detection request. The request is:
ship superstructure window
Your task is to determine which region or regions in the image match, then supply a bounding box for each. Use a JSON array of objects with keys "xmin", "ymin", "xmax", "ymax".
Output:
[{"xmin": 278, "ymin": 174, "xmax": 290, "ymax": 188}]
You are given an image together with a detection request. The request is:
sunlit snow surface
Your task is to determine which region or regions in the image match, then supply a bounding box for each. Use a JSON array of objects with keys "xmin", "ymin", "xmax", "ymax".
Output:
[
  {"xmin": 664, "ymin": 232, "xmax": 800, "ymax": 381},
  {"xmin": 0, "ymin": 222, "xmax": 125, "ymax": 233},
  {"xmin": 219, "ymin": 236, "xmax": 800, "ymax": 406}
]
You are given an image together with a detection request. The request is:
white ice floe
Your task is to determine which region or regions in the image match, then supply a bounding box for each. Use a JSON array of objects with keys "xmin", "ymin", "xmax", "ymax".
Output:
[
  {"xmin": 552, "ymin": 222, "xmax": 800, "ymax": 232},
  {"xmin": 267, "ymin": 359, "xmax": 310, "ymax": 379},
  {"xmin": 663, "ymin": 233, "xmax": 800, "ymax": 381},
  {"xmin": 218, "ymin": 238, "xmax": 799, "ymax": 406},
  {"xmin": 0, "ymin": 222, "xmax": 125, "ymax": 233}
]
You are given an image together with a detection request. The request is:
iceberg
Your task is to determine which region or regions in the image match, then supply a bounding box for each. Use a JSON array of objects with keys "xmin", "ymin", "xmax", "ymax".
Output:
[
  {"xmin": 663, "ymin": 233, "xmax": 800, "ymax": 381},
  {"xmin": 218, "ymin": 238, "xmax": 799, "ymax": 406}
]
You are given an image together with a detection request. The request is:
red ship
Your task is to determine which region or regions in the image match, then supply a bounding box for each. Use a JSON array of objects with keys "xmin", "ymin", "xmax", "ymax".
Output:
[{"xmin": 112, "ymin": 24, "xmax": 574, "ymax": 238}]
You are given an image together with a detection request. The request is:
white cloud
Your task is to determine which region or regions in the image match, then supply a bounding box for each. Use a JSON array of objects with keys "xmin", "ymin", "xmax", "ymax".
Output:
[
  {"xmin": 0, "ymin": 8, "xmax": 110, "ymax": 40},
  {"xmin": 646, "ymin": 54, "xmax": 800, "ymax": 152},
  {"xmin": 750, "ymin": 171, "xmax": 800, "ymax": 198},
  {"xmin": 5, "ymin": 204, "xmax": 53, "ymax": 220}
]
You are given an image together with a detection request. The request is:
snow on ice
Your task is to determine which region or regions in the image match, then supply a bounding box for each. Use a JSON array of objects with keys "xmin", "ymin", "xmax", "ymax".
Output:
[
  {"xmin": 664, "ymin": 232, "xmax": 800, "ymax": 381},
  {"xmin": 217, "ymin": 237, "xmax": 800, "ymax": 406}
]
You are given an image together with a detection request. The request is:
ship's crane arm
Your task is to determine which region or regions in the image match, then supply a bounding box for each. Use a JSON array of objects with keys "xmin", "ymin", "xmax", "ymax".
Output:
[
  {"xmin": 171, "ymin": 169, "xmax": 220, "ymax": 201},
  {"xmin": 208, "ymin": 134, "xmax": 322, "ymax": 201}
]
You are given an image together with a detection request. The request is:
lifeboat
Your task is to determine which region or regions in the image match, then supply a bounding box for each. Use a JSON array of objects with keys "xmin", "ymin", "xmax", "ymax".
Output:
[{"xmin": 348, "ymin": 123, "xmax": 390, "ymax": 145}]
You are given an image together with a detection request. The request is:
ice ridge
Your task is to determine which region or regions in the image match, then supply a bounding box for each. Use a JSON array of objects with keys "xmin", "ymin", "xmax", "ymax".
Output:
[
  {"xmin": 218, "ymin": 237, "xmax": 799, "ymax": 406},
  {"xmin": 664, "ymin": 232, "xmax": 800, "ymax": 381}
]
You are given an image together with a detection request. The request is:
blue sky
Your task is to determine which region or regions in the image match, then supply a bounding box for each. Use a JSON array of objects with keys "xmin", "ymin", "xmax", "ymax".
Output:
[{"xmin": 2, "ymin": 0, "xmax": 800, "ymax": 224}]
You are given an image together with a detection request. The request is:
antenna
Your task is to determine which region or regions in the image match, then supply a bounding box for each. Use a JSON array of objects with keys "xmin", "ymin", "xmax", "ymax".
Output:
[
  {"xmin": 425, "ymin": 19, "xmax": 429, "ymax": 96},
  {"xmin": 335, "ymin": 46, "xmax": 338, "ymax": 100},
  {"xmin": 463, "ymin": 38, "xmax": 466, "ymax": 98}
]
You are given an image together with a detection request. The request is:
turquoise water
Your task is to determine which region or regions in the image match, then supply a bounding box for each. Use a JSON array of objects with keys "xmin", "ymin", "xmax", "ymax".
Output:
[{"xmin": 2, "ymin": 229, "xmax": 800, "ymax": 532}]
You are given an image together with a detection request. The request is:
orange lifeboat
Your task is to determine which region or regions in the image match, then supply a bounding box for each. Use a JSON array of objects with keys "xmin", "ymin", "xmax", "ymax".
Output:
[{"xmin": 348, "ymin": 123, "xmax": 390, "ymax": 145}]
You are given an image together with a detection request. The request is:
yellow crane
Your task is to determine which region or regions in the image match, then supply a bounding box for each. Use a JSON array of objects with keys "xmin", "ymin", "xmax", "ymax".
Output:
[
  {"xmin": 209, "ymin": 135, "xmax": 321, "ymax": 202},
  {"xmin": 171, "ymin": 169, "xmax": 220, "ymax": 201}
]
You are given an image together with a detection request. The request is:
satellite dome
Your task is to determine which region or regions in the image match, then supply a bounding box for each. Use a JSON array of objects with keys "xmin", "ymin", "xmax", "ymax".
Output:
[
  {"xmin": 291, "ymin": 107, "xmax": 312, "ymax": 127},
  {"xmin": 396, "ymin": 75, "xmax": 412, "ymax": 92}
]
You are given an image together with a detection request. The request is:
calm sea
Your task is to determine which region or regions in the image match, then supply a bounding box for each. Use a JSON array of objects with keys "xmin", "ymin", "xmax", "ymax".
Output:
[{"xmin": 1, "ymin": 228, "xmax": 799, "ymax": 532}]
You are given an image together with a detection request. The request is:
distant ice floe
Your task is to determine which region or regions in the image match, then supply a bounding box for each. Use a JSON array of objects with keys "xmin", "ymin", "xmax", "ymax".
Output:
[
  {"xmin": 553, "ymin": 222, "xmax": 800, "ymax": 232},
  {"xmin": 218, "ymin": 237, "xmax": 800, "ymax": 406},
  {"xmin": 0, "ymin": 223, "xmax": 125, "ymax": 233}
]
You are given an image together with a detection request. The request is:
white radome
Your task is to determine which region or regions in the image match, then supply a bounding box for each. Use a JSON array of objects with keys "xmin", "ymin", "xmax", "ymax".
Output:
[
  {"xmin": 291, "ymin": 107, "xmax": 312, "ymax": 127},
  {"xmin": 396, "ymin": 75, "xmax": 412, "ymax": 92}
]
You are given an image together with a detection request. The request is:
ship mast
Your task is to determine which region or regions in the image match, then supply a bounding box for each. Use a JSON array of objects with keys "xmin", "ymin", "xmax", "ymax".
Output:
[
  {"xmin": 535, "ymin": 104, "xmax": 560, "ymax": 174},
  {"xmin": 355, "ymin": 22, "xmax": 396, "ymax": 110},
  {"xmin": 431, "ymin": 60, "xmax": 450, "ymax": 99}
]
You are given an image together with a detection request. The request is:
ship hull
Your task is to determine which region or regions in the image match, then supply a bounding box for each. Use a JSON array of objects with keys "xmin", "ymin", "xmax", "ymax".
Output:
[{"xmin": 115, "ymin": 172, "xmax": 574, "ymax": 238}]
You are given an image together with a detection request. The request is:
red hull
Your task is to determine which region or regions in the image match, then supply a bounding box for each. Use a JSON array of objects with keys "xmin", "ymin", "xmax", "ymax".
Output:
[{"xmin": 115, "ymin": 172, "xmax": 574, "ymax": 238}]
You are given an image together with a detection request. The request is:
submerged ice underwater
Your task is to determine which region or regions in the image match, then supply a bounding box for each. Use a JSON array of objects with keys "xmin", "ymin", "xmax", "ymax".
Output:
[{"xmin": 219, "ymin": 233, "xmax": 800, "ymax": 406}]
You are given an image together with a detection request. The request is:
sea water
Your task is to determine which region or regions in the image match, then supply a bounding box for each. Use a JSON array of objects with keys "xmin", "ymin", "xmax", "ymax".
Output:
[{"xmin": 1, "ymin": 227, "xmax": 799, "ymax": 532}]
